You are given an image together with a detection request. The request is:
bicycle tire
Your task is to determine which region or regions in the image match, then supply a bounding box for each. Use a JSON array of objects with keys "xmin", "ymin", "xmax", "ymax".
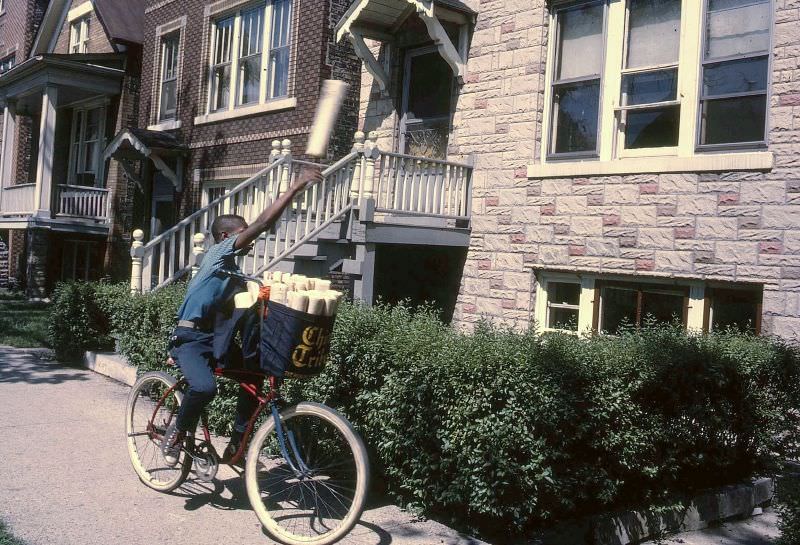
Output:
[
  {"xmin": 125, "ymin": 371, "xmax": 192, "ymax": 493},
  {"xmin": 245, "ymin": 402, "xmax": 369, "ymax": 545}
]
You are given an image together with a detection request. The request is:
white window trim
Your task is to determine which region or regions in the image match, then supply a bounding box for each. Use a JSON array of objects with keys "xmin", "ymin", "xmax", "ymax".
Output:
[
  {"xmin": 534, "ymin": 271, "xmax": 706, "ymax": 336},
  {"xmin": 67, "ymin": 1, "xmax": 93, "ymax": 22},
  {"xmin": 536, "ymin": 0, "xmax": 774, "ymax": 177},
  {"xmin": 202, "ymin": 0, "xmax": 294, "ymax": 117},
  {"xmin": 193, "ymin": 95, "xmax": 296, "ymax": 125},
  {"xmin": 69, "ymin": 16, "xmax": 90, "ymax": 54},
  {"xmin": 151, "ymin": 17, "xmax": 186, "ymax": 127}
]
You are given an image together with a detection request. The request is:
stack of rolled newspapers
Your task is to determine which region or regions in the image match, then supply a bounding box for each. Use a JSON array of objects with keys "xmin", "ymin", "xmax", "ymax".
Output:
[{"xmin": 234, "ymin": 272, "xmax": 343, "ymax": 317}]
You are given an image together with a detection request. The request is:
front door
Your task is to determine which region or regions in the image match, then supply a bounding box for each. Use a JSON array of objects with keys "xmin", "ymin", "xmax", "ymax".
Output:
[
  {"xmin": 400, "ymin": 47, "xmax": 454, "ymax": 159},
  {"xmin": 150, "ymin": 173, "xmax": 176, "ymax": 237}
]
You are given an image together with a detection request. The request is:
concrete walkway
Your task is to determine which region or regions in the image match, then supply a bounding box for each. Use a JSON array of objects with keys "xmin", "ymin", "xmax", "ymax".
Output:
[
  {"xmin": 640, "ymin": 509, "xmax": 780, "ymax": 545},
  {"xmin": 0, "ymin": 347, "xmax": 485, "ymax": 545}
]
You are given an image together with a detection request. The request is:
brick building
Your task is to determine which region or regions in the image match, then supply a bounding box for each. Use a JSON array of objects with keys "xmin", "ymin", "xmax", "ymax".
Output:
[
  {"xmin": 107, "ymin": 0, "xmax": 362, "ymax": 247},
  {"xmin": 0, "ymin": 0, "xmax": 143, "ymax": 296},
  {"xmin": 339, "ymin": 0, "xmax": 800, "ymax": 340}
]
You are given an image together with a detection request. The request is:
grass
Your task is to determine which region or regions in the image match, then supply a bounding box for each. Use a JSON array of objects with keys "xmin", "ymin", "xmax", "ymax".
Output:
[
  {"xmin": 0, "ymin": 292, "xmax": 51, "ymax": 348},
  {"xmin": 0, "ymin": 520, "xmax": 25, "ymax": 545}
]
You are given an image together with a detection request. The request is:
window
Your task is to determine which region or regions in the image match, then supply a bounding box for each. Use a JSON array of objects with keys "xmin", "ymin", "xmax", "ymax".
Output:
[
  {"xmin": 549, "ymin": 2, "xmax": 605, "ymax": 156},
  {"xmin": 159, "ymin": 34, "xmax": 180, "ymax": 121},
  {"xmin": 207, "ymin": 0, "xmax": 293, "ymax": 114},
  {"xmin": 69, "ymin": 106, "xmax": 105, "ymax": 186},
  {"xmin": 619, "ymin": 0, "xmax": 681, "ymax": 150},
  {"xmin": 699, "ymin": 0, "xmax": 770, "ymax": 147},
  {"xmin": 599, "ymin": 282, "xmax": 688, "ymax": 334},
  {"xmin": 544, "ymin": 0, "xmax": 772, "ymax": 163},
  {"xmin": 70, "ymin": 16, "xmax": 90, "ymax": 54},
  {"xmin": 706, "ymin": 287, "xmax": 762, "ymax": 333},
  {"xmin": 61, "ymin": 240, "xmax": 98, "ymax": 281},
  {"xmin": 546, "ymin": 282, "xmax": 581, "ymax": 331},
  {"xmin": 0, "ymin": 54, "xmax": 14, "ymax": 74}
]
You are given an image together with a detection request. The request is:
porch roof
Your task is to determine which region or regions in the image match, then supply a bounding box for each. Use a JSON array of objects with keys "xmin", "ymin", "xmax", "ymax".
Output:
[
  {"xmin": 104, "ymin": 128, "xmax": 187, "ymax": 192},
  {"xmin": 0, "ymin": 54, "xmax": 124, "ymax": 108},
  {"xmin": 336, "ymin": 0, "xmax": 475, "ymax": 42}
]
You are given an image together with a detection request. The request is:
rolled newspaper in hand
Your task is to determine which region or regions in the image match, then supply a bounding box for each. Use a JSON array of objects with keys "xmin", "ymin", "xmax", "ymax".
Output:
[{"xmin": 306, "ymin": 80, "xmax": 349, "ymax": 158}]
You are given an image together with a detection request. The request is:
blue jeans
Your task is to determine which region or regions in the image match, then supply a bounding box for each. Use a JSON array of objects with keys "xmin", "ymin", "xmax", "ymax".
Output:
[{"xmin": 169, "ymin": 326, "xmax": 261, "ymax": 434}]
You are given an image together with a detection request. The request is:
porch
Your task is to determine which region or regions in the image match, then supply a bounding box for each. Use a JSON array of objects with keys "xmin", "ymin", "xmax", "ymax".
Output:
[{"xmin": 0, "ymin": 55, "xmax": 124, "ymax": 231}]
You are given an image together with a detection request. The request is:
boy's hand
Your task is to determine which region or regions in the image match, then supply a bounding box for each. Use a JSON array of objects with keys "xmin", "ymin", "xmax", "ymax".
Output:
[{"xmin": 292, "ymin": 166, "xmax": 323, "ymax": 194}]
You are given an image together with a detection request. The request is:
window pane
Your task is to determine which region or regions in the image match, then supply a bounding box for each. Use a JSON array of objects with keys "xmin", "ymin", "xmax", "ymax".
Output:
[
  {"xmin": 701, "ymin": 95, "xmax": 766, "ymax": 144},
  {"xmin": 239, "ymin": 56, "xmax": 261, "ymax": 104},
  {"xmin": 548, "ymin": 282, "xmax": 580, "ymax": 306},
  {"xmin": 212, "ymin": 65, "xmax": 231, "ymax": 110},
  {"xmin": 556, "ymin": 2, "xmax": 604, "ymax": 80},
  {"xmin": 270, "ymin": 47, "xmax": 289, "ymax": 98},
  {"xmin": 601, "ymin": 287, "xmax": 638, "ymax": 334},
  {"xmin": 711, "ymin": 289, "xmax": 760, "ymax": 333},
  {"xmin": 272, "ymin": 0, "xmax": 292, "ymax": 48},
  {"xmin": 622, "ymin": 69, "xmax": 677, "ymax": 106},
  {"xmin": 626, "ymin": 0, "xmax": 681, "ymax": 69},
  {"xmin": 706, "ymin": 0, "xmax": 770, "ymax": 59},
  {"xmin": 703, "ymin": 56, "xmax": 768, "ymax": 96},
  {"xmin": 553, "ymin": 80, "xmax": 600, "ymax": 154},
  {"xmin": 160, "ymin": 80, "xmax": 177, "ymax": 119},
  {"xmin": 625, "ymin": 105, "xmax": 680, "ymax": 149},
  {"xmin": 641, "ymin": 290, "xmax": 684, "ymax": 326},
  {"xmin": 214, "ymin": 17, "xmax": 234, "ymax": 64},
  {"xmin": 85, "ymin": 109, "xmax": 100, "ymax": 141},
  {"xmin": 240, "ymin": 6, "xmax": 264, "ymax": 57},
  {"xmin": 548, "ymin": 307, "xmax": 579, "ymax": 331}
]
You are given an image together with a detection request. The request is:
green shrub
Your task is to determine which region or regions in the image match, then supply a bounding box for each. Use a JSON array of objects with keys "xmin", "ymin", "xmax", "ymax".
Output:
[
  {"xmin": 55, "ymin": 283, "xmax": 800, "ymax": 535},
  {"xmin": 778, "ymin": 474, "xmax": 800, "ymax": 545},
  {"xmin": 49, "ymin": 281, "xmax": 129, "ymax": 361}
]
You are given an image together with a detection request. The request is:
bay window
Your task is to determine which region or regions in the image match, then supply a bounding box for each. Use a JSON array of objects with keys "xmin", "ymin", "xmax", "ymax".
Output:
[
  {"xmin": 207, "ymin": 0, "xmax": 293, "ymax": 115},
  {"xmin": 544, "ymin": 0, "xmax": 772, "ymax": 165}
]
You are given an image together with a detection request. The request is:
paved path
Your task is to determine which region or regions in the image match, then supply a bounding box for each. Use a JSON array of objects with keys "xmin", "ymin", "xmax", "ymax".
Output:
[
  {"xmin": 0, "ymin": 347, "xmax": 485, "ymax": 545},
  {"xmin": 641, "ymin": 509, "xmax": 780, "ymax": 545}
]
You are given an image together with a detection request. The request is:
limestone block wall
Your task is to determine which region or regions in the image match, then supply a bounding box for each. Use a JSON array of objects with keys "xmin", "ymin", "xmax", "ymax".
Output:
[{"xmin": 354, "ymin": 0, "xmax": 800, "ymax": 339}]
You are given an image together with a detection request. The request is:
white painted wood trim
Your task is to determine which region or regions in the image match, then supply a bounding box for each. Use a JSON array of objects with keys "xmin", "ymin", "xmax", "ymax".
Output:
[
  {"xmin": 147, "ymin": 119, "xmax": 182, "ymax": 132},
  {"xmin": 527, "ymin": 151, "xmax": 773, "ymax": 178},
  {"xmin": 67, "ymin": 0, "xmax": 92, "ymax": 22},
  {"xmin": 349, "ymin": 31, "xmax": 389, "ymax": 94},
  {"xmin": 193, "ymin": 96, "xmax": 297, "ymax": 125}
]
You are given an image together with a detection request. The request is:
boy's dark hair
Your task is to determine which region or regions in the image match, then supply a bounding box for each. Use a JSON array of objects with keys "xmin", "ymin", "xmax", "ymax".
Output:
[{"xmin": 211, "ymin": 214, "xmax": 247, "ymax": 243}]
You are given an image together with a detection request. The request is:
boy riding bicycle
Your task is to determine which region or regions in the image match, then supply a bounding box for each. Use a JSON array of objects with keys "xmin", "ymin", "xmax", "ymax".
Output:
[{"xmin": 162, "ymin": 165, "xmax": 322, "ymax": 466}]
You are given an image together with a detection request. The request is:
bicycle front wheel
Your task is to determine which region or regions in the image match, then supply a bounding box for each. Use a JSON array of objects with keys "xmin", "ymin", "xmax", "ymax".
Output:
[
  {"xmin": 125, "ymin": 371, "xmax": 192, "ymax": 492},
  {"xmin": 245, "ymin": 402, "xmax": 369, "ymax": 545}
]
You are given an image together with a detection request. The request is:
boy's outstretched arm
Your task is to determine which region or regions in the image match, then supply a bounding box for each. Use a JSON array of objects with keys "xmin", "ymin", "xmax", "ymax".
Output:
[{"xmin": 234, "ymin": 166, "xmax": 324, "ymax": 251}]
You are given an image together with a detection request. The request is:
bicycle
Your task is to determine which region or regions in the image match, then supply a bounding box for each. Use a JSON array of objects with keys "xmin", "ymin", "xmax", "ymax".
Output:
[{"xmin": 124, "ymin": 276, "xmax": 369, "ymax": 545}]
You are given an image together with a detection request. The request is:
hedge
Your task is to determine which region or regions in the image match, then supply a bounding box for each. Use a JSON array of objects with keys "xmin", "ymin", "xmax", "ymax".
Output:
[{"xmin": 49, "ymin": 282, "xmax": 800, "ymax": 536}]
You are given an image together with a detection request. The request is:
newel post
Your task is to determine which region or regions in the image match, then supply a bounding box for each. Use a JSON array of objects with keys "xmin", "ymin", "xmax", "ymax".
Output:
[
  {"xmin": 192, "ymin": 233, "xmax": 206, "ymax": 278},
  {"xmin": 280, "ymin": 138, "xmax": 292, "ymax": 194},
  {"xmin": 350, "ymin": 131, "xmax": 365, "ymax": 200},
  {"xmin": 362, "ymin": 131, "xmax": 379, "ymax": 200},
  {"xmin": 130, "ymin": 229, "xmax": 144, "ymax": 294}
]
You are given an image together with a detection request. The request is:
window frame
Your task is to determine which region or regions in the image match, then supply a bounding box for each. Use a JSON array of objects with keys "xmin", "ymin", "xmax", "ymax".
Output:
[
  {"xmin": 158, "ymin": 32, "xmax": 181, "ymax": 122},
  {"xmin": 0, "ymin": 54, "xmax": 14, "ymax": 74},
  {"xmin": 695, "ymin": 0, "xmax": 773, "ymax": 151},
  {"xmin": 69, "ymin": 16, "xmax": 90, "ymax": 54},
  {"xmin": 546, "ymin": 0, "xmax": 608, "ymax": 161},
  {"xmin": 595, "ymin": 279, "xmax": 690, "ymax": 333},
  {"xmin": 703, "ymin": 285, "xmax": 763, "ymax": 334},
  {"xmin": 67, "ymin": 101, "xmax": 107, "ymax": 187},
  {"xmin": 540, "ymin": 0, "xmax": 774, "ymax": 168},
  {"xmin": 205, "ymin": 0, "xmax": 293, "ymax": 116},
  {"xmin": 544, "ymin": 280, "xmax": 583, "ymax": 332}
]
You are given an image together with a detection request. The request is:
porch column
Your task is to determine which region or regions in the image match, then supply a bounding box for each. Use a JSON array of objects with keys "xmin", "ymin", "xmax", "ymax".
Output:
[
  {"xmin": 0, "ymin": 101, "xmax": 17, "ymax": 210},
  {"xmin": 33, "ymin": 86, "xmax": 57, "ymax": 218}
]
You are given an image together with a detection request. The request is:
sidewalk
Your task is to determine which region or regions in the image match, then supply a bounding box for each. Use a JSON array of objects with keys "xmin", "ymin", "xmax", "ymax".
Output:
[
  {"xmin": 640, "ymin": 509, "xmax": 780, "ymax": 545},
  {"xmin": 0, "ymin": 347, "xmax": 486, "ymax": 545}
]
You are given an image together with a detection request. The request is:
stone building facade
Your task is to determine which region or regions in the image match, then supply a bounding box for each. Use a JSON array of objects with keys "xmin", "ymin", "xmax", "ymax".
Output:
[{"xmin": 345, "ymin": 0, "xmax": 800, "ymax": 340}]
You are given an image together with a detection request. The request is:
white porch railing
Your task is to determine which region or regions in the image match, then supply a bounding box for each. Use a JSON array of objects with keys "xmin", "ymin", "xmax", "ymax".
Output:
[
  {"xmin": 1, "ymin": 184, "xmax": 36, "ymax": 215},
  {"xmin": 56, "ymin": 185, "xmax": 110, "ymax": 220},
  {"xmin": 131, "ymin": 133, "xmax": 474, "ymax": 293}
]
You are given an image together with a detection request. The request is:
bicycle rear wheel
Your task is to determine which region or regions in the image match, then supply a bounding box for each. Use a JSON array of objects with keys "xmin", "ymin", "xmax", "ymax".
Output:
[
  {"xmin": 245, "ymin": 402, "xmax": 369, "ymax": 545},
  {"xmin": 125, "ymin": 371, "xmax": 192, "ymax": 492}
]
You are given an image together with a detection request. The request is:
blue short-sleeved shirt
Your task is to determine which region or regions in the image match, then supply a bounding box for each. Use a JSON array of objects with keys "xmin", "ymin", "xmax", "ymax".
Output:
[{"xmin": 177, "ymin": 235, "xmax": 242, "ymax": 323}]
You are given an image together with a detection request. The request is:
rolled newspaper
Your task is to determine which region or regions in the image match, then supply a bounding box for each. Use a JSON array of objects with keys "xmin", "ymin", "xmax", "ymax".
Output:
[
  {"xmin": 270, "ymin": 282, "xmax": 288, "ymax": 305},
  {"xmin": 305, "ymin": 80, "xmax": 350, "ymax": 158},
  {"xmin": 306, "ymin": 290, "xmax": 326, "ymax": 315}
]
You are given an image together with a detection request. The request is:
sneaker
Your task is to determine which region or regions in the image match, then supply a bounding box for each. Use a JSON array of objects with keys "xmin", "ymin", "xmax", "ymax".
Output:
[
  {"xmin": 222, "ymin": 430, "xmax": 244, "ymax": 465},
  {"xmin": 161, "ymin": 420, "xmax": 186, "ymax": 467}
]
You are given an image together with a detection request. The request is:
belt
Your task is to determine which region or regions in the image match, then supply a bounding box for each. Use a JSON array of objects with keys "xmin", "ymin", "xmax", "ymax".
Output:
[{"xmin": 177, "ymin": 319, "xmax": 209, "ymax": 331}]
